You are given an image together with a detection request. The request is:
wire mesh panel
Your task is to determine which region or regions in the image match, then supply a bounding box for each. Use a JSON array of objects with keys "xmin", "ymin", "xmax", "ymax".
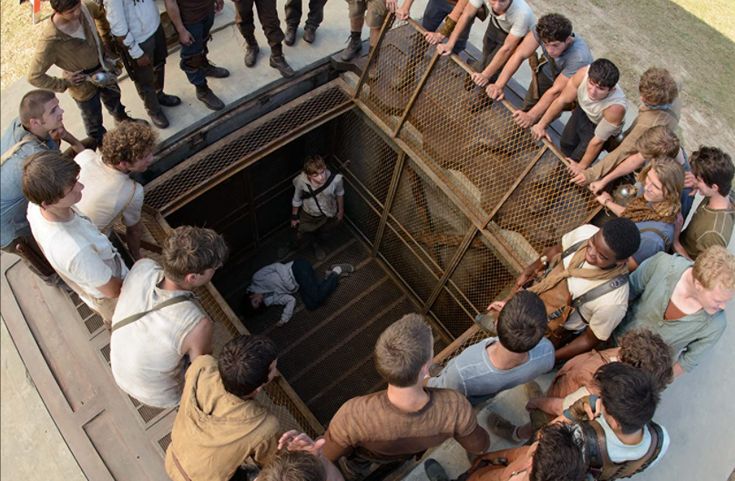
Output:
[
  {"xmin": 389, "ymin": 157, "xmax": 472, "ymax": 275},
  {"xmin": 357, "ymin": 21, "xmax": 435, "ymax": 131},
  {"xmin": 429, "ymin": 283, "xmax": 476, "ymax": 338},
  {"xmin": 490, "ymin": 149, "xmax": 599, "ymax": 254}
]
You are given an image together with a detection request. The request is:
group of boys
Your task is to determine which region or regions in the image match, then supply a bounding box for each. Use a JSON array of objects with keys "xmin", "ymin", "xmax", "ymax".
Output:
[{"xmin": 26, "ymin": 0, "xmax": 334, "ymax": 136}]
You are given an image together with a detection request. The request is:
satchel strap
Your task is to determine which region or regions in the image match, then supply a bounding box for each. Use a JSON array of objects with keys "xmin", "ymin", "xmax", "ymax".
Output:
[
  {"xmin": 300, "ymin": 170, "xmax": 337, "ymax": 199},
  {"xmin": 571, "ymin": 274, "xmax": 629, "ymax": 311},
  {"xmin": 111, "ymin": 294, "xmax": 194, "ymax": 333},
  {"xmin": 1, "ymin": 134, "xmax": 38, "ymax": 165}
]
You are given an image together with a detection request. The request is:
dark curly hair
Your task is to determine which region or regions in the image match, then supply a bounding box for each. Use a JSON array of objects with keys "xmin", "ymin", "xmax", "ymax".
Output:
[
  {"xmin": 219, "ymin": 335, "xmax": 278, "ymax": 397},
  {"xmin": 690, "ymin": 146, "xmax": 734, "ymax": 196},
  {"xmin": 100, "ymin": 121, "xmax": 158, "ymax": 167},
  {"xmin": 638, "ymin": 67, "xmax": 678, "ymax": 106},
  {"xmin": 588, "ymin": 59, "xmax": 620, "ymax": 89},
  {"xmin": 536, "ymin": 14, "xmax": 573, "ymax": 43},
  {"xmin": 619, "ymin": 329, "xmax": 673, "ymax": 392},
  {"xmin": 595, "ymin": 362, "xmax": 659, "ymax": 434},
  {"xmin": 531, "ymin": 423, "xmax": 588, "ymax": 481},
  {"xmin": 498, "ymin": 290, "xmax": 548, "ymax": 353}
]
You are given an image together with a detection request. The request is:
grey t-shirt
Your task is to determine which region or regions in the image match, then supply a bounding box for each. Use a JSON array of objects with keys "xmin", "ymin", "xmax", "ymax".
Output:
[
  {"xmin": 428, "ymin": 337, "xmax": 555, "ymax": 403},
  {"xmin": 469, "ymin": 0, "xmax": 536, "ymax": 38},
  {"xmin": 532, "ymin": 31, "xmax": 593, "ymax": 80},
  {"xmin": 633, "ymin": 220, "xmax": 674, "ymax": 265}
]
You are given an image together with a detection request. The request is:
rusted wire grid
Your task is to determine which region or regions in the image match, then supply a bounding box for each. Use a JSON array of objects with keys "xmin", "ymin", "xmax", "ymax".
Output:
[{"xmin": 139, "ymin": 208, "xmax": 325, "ymax": 437}]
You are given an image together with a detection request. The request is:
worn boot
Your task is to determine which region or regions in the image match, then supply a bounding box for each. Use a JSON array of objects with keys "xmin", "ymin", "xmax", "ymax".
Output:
[
  {"xmin": 303, "ymin": 26, "xmax": 316, "ymax": 43},
  {"xmin": 244, "ymin": 43, "xmax": 259, "ymax": 67},
  {"xmin": 269, "ymin": 50, "xmax": 295, "ymax": 78},
  {"xmin": 196, "ymin": 83, "xmax": 225, "ymax": 111},
  {"xmin": 204, "ymin": 60, "xmax": 230, "ymax": 78},
  {"xmin": 111, "ymin": 110, "xmax": 148, "ymax": 125},
  {"xmin": 285, "ymin": 25, "xmax": 297, "ymax": 46},
  {"xmin": 148, "ymin": 109, "xmax": 169, "ymax": 129},
  {"xmin": 340, "ymin": 31, "xmax": 362, "ymax": 61},
  {"xmin": 157, "ymin": 91, "xmax": 182, "ymax": 107}
]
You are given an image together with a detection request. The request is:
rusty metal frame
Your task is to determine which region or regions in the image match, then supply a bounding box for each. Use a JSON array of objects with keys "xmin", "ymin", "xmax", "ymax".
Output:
[
  {"xmin": 372, "ymin": 151, "xmax": 406, "ymax": 255},
  {"xmin": 393, "ymin": 49, "xmax": 441, "ymax": 138},
  {"xmin": 353, "ymin": 13, "xmax": 396, "ymax": 99}
]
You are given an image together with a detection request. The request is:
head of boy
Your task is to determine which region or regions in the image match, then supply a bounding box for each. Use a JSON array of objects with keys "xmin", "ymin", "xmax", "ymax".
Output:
[
  {"xmin": 639, "ymin": 158, "xmax": 684, "ymax": 205},
  {"xmin": 101, "ymin": 122, "xmax": 158, "ymax": 173},
  {"xmin": 586, "ymin": 218, "xmax": 640, "ymax": 269},
  {"xmin": 634, "ymin": 125, "xmax": 680, "ymax": 161},
  {"xmin": 162, "ymin": 226, "xmax": 228, "ymax": 289},
  {"xmin": 303, "ymin": 155, "xmax": 328, "ymax": 188},
  {"xmin": 219, "ymin": 335, "xmax": 278, "ymax": 398},
  {"xmin": 497, "ymin": 290, "xmax": 547, "ymax": 353},
  {"xmin": 691, "ymin": 246, "xmax": 735, "ymax": 315},
  {"xmin": 689, "ymin": 146, "xmax": 734, "ymax": 198},
  {"xmin": 50, "ymin": 0, "xmax": 81, "ymax": 19},
  {"xmin": 619, "ymin": 329, "xmax": 673, "ymax": 392},
  {"xmin": 586, "ymin": 59, "xmax": 620, "ymax": 101},
  {"xmin": 530, "ymin": 423, "xmax": 588, "ymax": 481},
  {"xmin": 536, "ymin": 14, "xmax": 573, "ymax": 58},
  {"xmin": 242, "ymin": 291, "xmax": 267, "ymax": 318},
  {"xmin": 375, "ymin": 314, "xmax": 433, "ymax": 387},
  {"xmin": 19, "ymin": 90, "xmax": 63, "ymax": 137},
  {"xmin": 22, "ymin": 151, "xmax": 82, "ymax": 209},
  {"xmin": 257, "ymin": 451, "xmax": 325, "ymax": 481},
  {"xmin": 638, "ymin": 67, "xmax": 678, "ymax": 107},
  {"xmin": 595, "ymin": 362, "xmax": 659, "ymax": 435}
]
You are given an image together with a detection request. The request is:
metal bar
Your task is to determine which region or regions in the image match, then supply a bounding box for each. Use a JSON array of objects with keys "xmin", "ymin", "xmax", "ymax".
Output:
[
  {"xmin": 383, "ymin": 215, "xmax": 443, "ymax": 280},
  {"xmin": 392, "ymin": 50, "xmax": 440, "ymax": 138},
  {"xmin": 481, "ymin": 145, "xmax": 549, "ymax": 226},
  {"xmin": 423, "ymin": 225, "xmax": 478, "ymax": 314},
  {"xmin": 333, "ymin": 153, "xmax": 387, "ymax": 209},
  {"xmin": 353, "ymin": 13, "xmax": 395, "ymax": 99},
  {"xmin": 372, "ymin": 150, "xmax": 406, "ymax": 256}
]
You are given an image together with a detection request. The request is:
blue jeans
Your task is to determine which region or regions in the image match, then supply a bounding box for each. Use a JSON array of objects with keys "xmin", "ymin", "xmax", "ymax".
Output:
[
  {"xmin": 421, "ymin": 0, "xmax": 471, "ymax": 53},
  {"xmin": 291, "ymin": 258, "xmax": 338, "ymax": 310},
  {"xmin": 75, "ymin": 86, "xmax": 126, "ymax": 144},
  {"xmin": 180, "ymin": 11, "xmax": 215, "ymax": 86}
]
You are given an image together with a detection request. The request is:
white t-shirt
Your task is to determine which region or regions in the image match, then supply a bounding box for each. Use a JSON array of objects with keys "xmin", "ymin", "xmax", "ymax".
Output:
[
  {"xmin": 598, "ymin": 415, "xmax": 669, "ymax": 469},
  {"xmin": 292, "ymin": 170, "xmax": 345, "ymax": 218},
  {"xmin": 26, "ymin": 203, "xmax": 127, "ymax": 304},
  {"xmin": 110, "ymin": 259, "xmax": 204, "ymax": 408},
  {"xmin": 469, "ymin": 0, "xmax": 535, "ymax": 38},
  {"xmin": 561, "ymin": 224, "xmax": 629, "ymax": 341},
  {"xmin": 75, "ymin": 149, "xmax": 145, "ymax": 234}
]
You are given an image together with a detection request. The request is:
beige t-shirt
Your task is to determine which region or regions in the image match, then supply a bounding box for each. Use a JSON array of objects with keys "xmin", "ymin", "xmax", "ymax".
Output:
[
  {"xmin": 75, "ymin": 149, "xmax": 144, "ymax": 234},
  {"xmin": 26, "ymin": 203, "xmax": 127, "ymax": 304},
  {"xmin": 561, "ymin": 225, "xmax": 630, "ymax": 341},
  {"xmin": 111, "ymin": 259, "xmax": 203, "ymax": 408}
]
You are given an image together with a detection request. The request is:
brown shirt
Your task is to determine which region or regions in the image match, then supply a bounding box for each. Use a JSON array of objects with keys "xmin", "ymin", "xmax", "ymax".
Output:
[
  {"xmin": 680, "ymin": 197, "xmax": 735, "ymax": 259},
  {"xmin": 322, "ymin": 388, "xmax": 488, "ymax": 462},
  {"xmin": 28, "ymin": 0, "xmax": 112, "ymax": 101},
  {"xmin": 546, "ymin": 347, "xmax": 618, "ymax": 399},
  {"xmin": 583, "ymin": 106, "xmax": 679, "ymax": 183},
  {"xmin": 165, "ymin": 355, "xmax": 280, "ymax": 481}
]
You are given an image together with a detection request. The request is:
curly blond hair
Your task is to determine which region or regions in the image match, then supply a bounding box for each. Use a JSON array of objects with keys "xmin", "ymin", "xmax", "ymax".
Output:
[
  {"xmin": 163, "ymin": 226, "xmax": 229, "ymax": 283},
  {"xmin": 100, "ymin": 122, "xmax": 157, "ymax": 166},
  {"xmin": 693, "ymin": 246, "xmax": 735, "ymax": 291},
  {"xmin": 638, "ymin": 67, "xmax": 678, "ymax": 106}
]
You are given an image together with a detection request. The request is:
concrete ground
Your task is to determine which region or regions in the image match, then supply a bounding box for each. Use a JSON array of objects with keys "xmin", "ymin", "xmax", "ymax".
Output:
[{"xmin": 1, "ymin": 1, "xmax": 733, "ymax": 480}]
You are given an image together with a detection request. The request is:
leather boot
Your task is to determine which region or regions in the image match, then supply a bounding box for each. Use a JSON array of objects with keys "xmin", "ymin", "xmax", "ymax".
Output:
[
  {"xmin": 303, "ymin": 26, "xmax": 316, "ymax": 43},
  {"xmin": 196, "ymin": 83, "xmax": 225, "ymax": 111},
  {"xmin": 284, "ymin": 26, "xmax": 297, "ymax": 46},
  {"xmin": 340, "ymin": 32, "xmax": 362, "ymax": 61},
  {"xmin": 204, "ymin": 60, "xmax": 230, "ymax": 78},
  {"xmin": 157, "ymin": 92, "xmax": 182, "ymax": 107},
  {"xmin": 269, "ymin": 54, "xmax": 294, "ymax": 78},
  {"xmin": 148, "ymin": 109, "xmax": 169, "ymax": 129},
  {"xmin": 245, "ymin": 44, "xmax": 259, "ymax": 67}
]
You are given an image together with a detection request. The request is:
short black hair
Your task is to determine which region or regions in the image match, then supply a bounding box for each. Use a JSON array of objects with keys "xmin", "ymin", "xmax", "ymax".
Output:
[
  {"xmin": 536, "ymin": 14, "xmax": 573, "ymax": 43},
  {"xmin": 497, "ymin": 290, "xmax": 548, "ymax": 353},
  {"xmin": 241, "ymin": 292, "xmax": 266, "ymax": 318},
  {"xmin": 218, "ymin": 335, "xmax": 278, "ymax": 397},
  {"xmin": 601, "ymin": 217, "xmax": 641, "ymax": 260},
  {"xmin": 50, "ymin": 0, "xmax": 81, "ymax": 13},
  {"xmin": 531, "ymin": 423, "xmax": 588, "ymax": 481},
  {"xmin": 690, "ymin": 146, "xmax": 734, "ymax": 196},
  {"xmin": 588, "ymin": 59, "xmax": 620, "ymax": 89},
  {"xmin": 595, "ymin": 362, "xmax": 659, "ymax": 435}
]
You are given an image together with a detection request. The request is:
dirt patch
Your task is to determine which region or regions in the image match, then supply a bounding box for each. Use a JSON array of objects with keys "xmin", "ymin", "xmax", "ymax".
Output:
[
  {"xmin": 0, "ymin": 0, "xmax": 52, "ymax": 90},
  {"xmin": 530, "ymin": 0, "xmax": 735, "ymax": 155}
]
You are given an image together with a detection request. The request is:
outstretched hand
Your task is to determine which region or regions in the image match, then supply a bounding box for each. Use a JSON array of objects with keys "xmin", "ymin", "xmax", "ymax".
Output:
[
  {"xmin": 278, "ymin": 430, "xmax": 326, "ymax": 456},
  {"xmin": 424, "ymin": 31, "xmax": 445, "ymax": 45}
]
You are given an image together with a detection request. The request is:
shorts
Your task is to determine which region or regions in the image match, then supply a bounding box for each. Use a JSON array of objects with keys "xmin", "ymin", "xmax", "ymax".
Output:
[{"xmin": 346, "ymin": 0, "xmax": 388, "ymax": 28}]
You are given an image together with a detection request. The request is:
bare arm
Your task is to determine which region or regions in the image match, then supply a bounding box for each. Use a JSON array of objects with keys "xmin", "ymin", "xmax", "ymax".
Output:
[
  {"xmin": 531, "ymin": 70, "xmax": 582, "ymax": 140},
  {"xmin": 589, "ymin": 152, "xmax": 646, "ymax": 194},
  {"xmin": 521, "ymin": 69, "xmax": 580, "ymax": 129},
  {"xmin": 163, "ymin": 0, "xmax": 194, "ymax": 45},
  {"xmin": 125, "ymin": 221, "xmax": 144, "ymax": 260},
  {"xmin": 576, "ymin": 104, "xmax": 626, "ymax": 169},
  {"xmin": 486, "ymin": 32, "xmax": 539, "ymax": 99},
  {"xmin": 475, "ymin": 33, "xmax": 524, "ymax": 85},
  {"xmin": 180, "ymin": 317, "xmax": 214, "ymax": 361},
  {"xmin": 96, "ymin": 276, "xmax": 123, "ymax": 298},
  {"xmin": 437, "ymin": 4, "xmax": 478, "ymax": 54},
  {"xmin": 554, "ymin": 328, "xmax": 601, "ymax": 361}
]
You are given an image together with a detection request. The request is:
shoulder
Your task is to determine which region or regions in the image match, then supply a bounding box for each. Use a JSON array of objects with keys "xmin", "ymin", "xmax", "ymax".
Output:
[
  {"xmin": 293, "ymin": 172, "xmax": 308, "ymax": 186},
  {"xmin": 429, "ymin": 387, "xmax": 473, "ymax": 411},
  {"xmin": 125, "ymin": 258, "xmax": 162, "ymax": 284},
  {"xmin": 562, "ymin": 224, "xmax": 598, "ymax": 248}
]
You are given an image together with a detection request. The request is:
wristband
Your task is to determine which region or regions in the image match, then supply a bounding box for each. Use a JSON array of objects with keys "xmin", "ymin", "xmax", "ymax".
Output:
[{"xmin": 436, "ymin": 17, "xmax": 457, "ymax": 37}]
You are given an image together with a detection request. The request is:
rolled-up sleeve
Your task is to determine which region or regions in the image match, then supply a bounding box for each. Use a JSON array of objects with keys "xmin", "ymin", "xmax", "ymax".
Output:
[
  {"xmin": 103, "ymin": 0, "xmax": 143, "ymax": 58},
  {"xmin": 677, "ymin": 315, "xmax": 726, "ymax": 372}
]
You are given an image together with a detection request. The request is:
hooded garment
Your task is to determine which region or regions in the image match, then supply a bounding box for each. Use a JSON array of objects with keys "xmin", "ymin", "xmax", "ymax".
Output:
[{"xmin": 164, "ymin": 355, "xmax": 280, "ymax": 481}]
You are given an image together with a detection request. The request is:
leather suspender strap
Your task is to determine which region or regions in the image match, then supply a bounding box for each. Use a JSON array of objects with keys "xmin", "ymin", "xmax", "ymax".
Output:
[
  {"xmin": 571, "ymin": 274, "xmax": 629, "ymax": 311},
  {"xmin": 111, "ymin": 294, "xmax": 194, "ymax": 332},
  {"xmin": 1, "ymin": 135, "xmax": 38, "ymax": 165},
  {"xmin": 300, "ymin": 171, "xmax": 337, "ymax": 199},
  {"xmin": 617, "ymin": 422, "xmax": 663, "ymax": 479}
]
